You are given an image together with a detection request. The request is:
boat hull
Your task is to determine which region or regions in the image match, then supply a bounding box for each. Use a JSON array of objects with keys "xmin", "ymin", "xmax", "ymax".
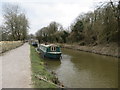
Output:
[
  {"xmin": 45, "ymin": 53, "xmax": 61, "ymax": 59},
  {"xmin": 39, "ymin": 49, "xmax": 61, "ymax": 59}
]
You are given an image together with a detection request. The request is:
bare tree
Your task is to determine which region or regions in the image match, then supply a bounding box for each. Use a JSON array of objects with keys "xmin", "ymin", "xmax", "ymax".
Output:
[{"xmin": 2, "ymin": 3, "xmax": 29, "ymax": 41}]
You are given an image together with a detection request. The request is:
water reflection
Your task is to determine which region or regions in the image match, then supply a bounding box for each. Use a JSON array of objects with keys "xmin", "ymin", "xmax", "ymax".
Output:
[
  {"xmin": 45, "ymin": 48, "xmax": 118, "ymax": 88},
  {"xmin": 44, "ymin": 58, "xmax": 61, "ymax": 70}
]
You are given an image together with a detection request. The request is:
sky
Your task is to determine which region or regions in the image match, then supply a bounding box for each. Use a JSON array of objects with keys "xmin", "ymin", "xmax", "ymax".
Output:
[{"xmin": 0, "ymin": 0, "xmax": 110, "ymax": 34}]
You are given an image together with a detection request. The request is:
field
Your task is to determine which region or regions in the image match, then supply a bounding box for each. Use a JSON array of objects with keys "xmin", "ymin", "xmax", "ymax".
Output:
[{"xmin": 0, "ymin": 41, "xmax": 23, "ymax": 53}]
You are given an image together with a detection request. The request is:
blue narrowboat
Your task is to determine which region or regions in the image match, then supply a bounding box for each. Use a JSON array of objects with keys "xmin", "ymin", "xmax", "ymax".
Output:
[{"xmin": 38, "ymin": 44, "xmax": 62, "ymax": 59}]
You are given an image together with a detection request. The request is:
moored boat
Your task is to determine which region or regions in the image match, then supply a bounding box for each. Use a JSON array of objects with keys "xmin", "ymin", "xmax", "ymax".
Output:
[{"xmin": 38, "ymin": 44, "xmax": 62, "ymax": 59}]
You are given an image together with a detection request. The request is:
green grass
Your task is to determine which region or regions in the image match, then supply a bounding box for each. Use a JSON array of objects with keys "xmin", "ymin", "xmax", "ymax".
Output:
[{"xmin": 30, "ymin": 46, "xmax": 57, "ymax": 88}]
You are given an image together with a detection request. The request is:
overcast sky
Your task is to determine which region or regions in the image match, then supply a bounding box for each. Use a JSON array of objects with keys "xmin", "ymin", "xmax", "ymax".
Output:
[{"xmin": 0, "ymin": 0, "xmax": 110, "ymax": 34}]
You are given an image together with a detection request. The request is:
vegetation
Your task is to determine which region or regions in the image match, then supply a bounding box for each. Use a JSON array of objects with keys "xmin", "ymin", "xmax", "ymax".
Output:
[
  {"xmin": 0, "ymin": 4, "xmax": 29, "ymax": 41},
  {"xmin": 0, "ymin": 41, "xmax": 23, "ymax": 53},
  {"xmin": 30, "ymin": 45, "xmax": 59, "ymax": 88},
  {"xmin": 60, "ymin": 43, "xmax": 119, "ymax": 57},
  {"xmin": 36, "ymin": 1, "xmax": 119, "ymax": 46},
  {"xmin": 36, "ymin": 21, "xmax": 69, "ymax": 43}
]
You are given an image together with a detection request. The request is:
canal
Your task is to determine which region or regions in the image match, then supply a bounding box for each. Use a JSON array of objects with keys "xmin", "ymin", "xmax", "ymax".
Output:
[{"xmin": 45, "ymin": 48, "xmax": 118, "ymax": 88}]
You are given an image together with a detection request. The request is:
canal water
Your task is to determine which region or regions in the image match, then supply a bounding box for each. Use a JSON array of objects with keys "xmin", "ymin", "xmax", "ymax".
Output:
[{"xmin": 45, "ymin": 48, "xmax": 118, "ymax": 88}]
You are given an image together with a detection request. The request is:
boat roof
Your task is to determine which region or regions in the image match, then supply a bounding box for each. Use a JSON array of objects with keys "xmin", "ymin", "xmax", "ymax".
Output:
[{"xmin": 40, "ymin": 44, "xmax": 58, "ymax": 47}]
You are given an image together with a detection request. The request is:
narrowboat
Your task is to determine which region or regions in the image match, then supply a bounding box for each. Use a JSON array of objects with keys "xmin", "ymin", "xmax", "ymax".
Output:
[
  {"xmin": 38, "ymin": 44, "xmax": 62, "ymax": 59},
  {"xmin": 32, "ymin": 42, "xmax": 38, "ymax": 47}
]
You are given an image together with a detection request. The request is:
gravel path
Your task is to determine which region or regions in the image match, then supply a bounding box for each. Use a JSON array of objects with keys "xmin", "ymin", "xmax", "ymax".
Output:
[{"xmin": 1, "ymin": 43, "xmax": 31, "ymax": 88}]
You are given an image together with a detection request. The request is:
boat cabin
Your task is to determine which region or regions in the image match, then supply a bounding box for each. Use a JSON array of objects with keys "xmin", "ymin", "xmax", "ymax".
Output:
[{"xmin": 38, "ymin": 44, "xmax": 62, "ymax": 59}]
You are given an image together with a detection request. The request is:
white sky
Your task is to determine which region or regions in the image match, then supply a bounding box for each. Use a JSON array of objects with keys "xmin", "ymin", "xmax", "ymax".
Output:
[{"xmin": 0, "ymin": 0, "xmax": 110, "ymax": 34}]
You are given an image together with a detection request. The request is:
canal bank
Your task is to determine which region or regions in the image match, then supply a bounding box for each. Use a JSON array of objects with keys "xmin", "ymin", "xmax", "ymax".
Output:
[
  {"xmin": 30, "ymin": 45, "xmax": 63, "ymax": 88},
  {"xmin": 58, "ymin": 43, "xmax": 119, "ymax": 58}
]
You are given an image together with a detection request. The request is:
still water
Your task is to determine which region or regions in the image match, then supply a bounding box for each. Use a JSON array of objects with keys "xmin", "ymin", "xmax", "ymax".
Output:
[{"xmin": 45, "ymin": 48, "xmax": 118, "ymax": 88}]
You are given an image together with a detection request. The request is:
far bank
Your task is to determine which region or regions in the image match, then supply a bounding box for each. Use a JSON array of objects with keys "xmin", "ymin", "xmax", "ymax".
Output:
[{"xmin": 57, "ymin": 43, "xmax": 119, "ymax": 58}]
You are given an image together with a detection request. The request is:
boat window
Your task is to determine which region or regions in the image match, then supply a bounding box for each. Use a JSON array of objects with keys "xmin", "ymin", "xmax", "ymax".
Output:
[{"xmin": 51, "ymin": 46, "xmax": 56, "ymax": 51}]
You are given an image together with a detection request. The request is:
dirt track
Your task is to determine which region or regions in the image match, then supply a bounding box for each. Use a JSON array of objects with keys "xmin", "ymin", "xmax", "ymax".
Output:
[{"xmin": 1, "ymin": 43, "xmax": 31, "ymax": 88}]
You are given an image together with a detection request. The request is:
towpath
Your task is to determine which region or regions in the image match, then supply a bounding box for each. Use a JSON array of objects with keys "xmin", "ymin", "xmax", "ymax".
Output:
[{"xmin": 0, "ymin": 43, "xmax": 31, "ymax": 88}]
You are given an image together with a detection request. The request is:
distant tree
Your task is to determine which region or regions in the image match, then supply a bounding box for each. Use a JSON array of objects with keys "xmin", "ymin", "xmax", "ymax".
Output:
[
  {"xmin": 35, "ymin": 1, "xmax": 119, "ymax": 45},
  {"xmin": 61, "ymin": 31, "xmax": 69, "ymax": 43},
  {"xmin": 48, "ymin": 22, "xmax": 59, "ymax": 34},
  {"xmin": 2, "ymin": 3, "xmax": 29, "ymax": 41},
  {"xmin": 0, "ymin": 25, "xmax": 11, "ymax": 41},
  {"xmin": 67, "ymin": 1, "xmax": 118, "ymax": 45},
  {"xmin": 36, "ymin": 21, "xmax": 64, "ymax": 43},
  {"xmin": 72, "ymin": 20, "xmax": 84, "ymax": 33},
  {"xmin": 69, "ymin": 20, "xmax": 84, "ymax": 42}
]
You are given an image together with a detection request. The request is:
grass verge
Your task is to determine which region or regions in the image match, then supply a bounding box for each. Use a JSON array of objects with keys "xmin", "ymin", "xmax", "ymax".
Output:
[{"xmin": 30, "ymin": 45, "xmax": 57, "ymax": 88}]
